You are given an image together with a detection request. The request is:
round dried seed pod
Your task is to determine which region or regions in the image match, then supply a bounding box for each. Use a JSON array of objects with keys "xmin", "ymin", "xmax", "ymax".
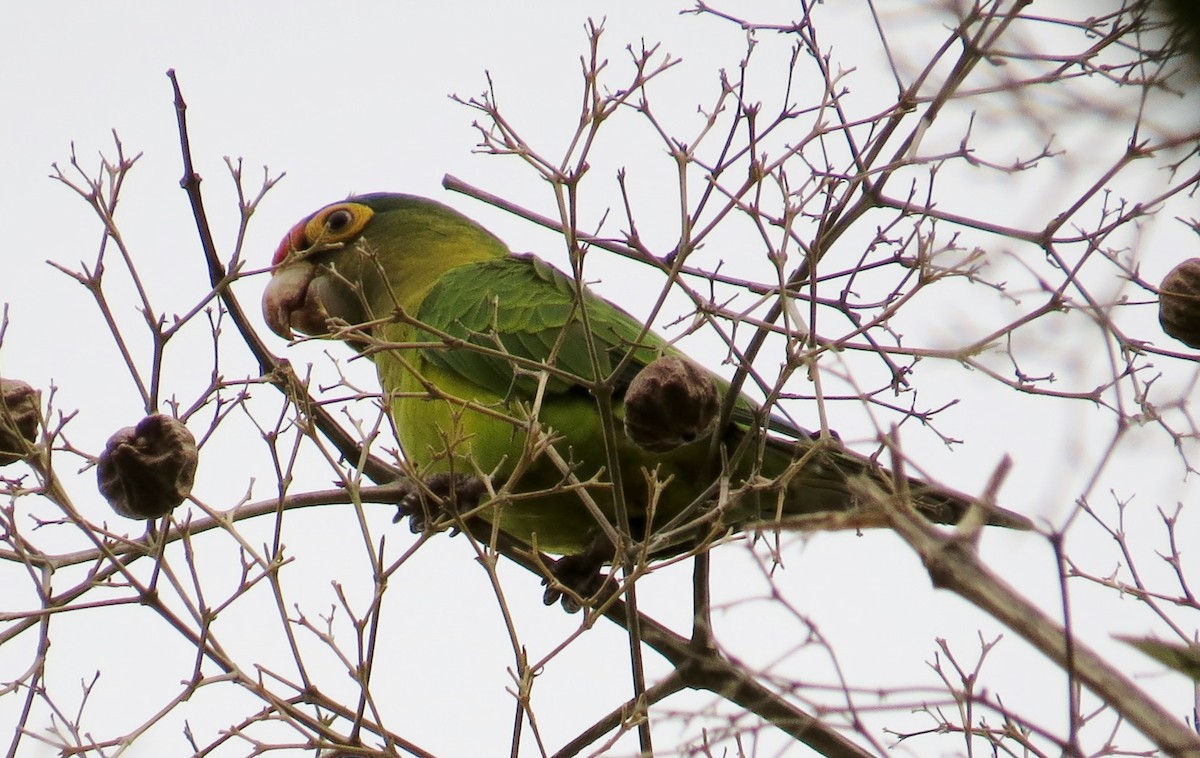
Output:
[
  {"xmin": 1159, "ymin": 259, "xmax": 1200, "ymax": 349},
  {"xmin": 97, "ymin": 414, "xmax": 198, "ymax": 519},
  {"xmin": 623, "ymin": 356, "xmax": 720, "ymax": 453},
  {"xmin": 0, "ymin": 378, "xmax": 40, "ymax": 465}
]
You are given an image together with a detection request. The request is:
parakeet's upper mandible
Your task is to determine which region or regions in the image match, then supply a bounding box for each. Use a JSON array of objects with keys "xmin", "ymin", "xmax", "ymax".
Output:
[{"xmin": 263, "ymin": 193, "xmax": 1030, "ymax": 591}]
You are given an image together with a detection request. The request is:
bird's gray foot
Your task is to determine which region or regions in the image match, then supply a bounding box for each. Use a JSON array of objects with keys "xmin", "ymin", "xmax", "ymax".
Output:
[
  {"xmin": 392, "ymin": 472, "xmax": 487, "ymax": 534},
  {"xmin": 542, "ymin": 535, "xmax": 619, "ymax": 613}
]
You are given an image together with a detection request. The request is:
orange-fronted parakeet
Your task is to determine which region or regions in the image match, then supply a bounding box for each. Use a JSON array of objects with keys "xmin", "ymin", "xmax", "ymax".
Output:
[{"xmin": 262, "ymin": 193, "xmax": 1029, "ymax": 598}]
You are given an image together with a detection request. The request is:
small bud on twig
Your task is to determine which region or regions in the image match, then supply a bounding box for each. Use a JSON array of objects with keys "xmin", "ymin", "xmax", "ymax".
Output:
[
  {"xmin": 0, "ymin": 378, "xmax": 40, "ymax": 465},
  {"xmin": 624, "ymin": 356, "xmax": 720, "ymax": 452},
  {"xmin": 97, "ymin": 414, "xmax": 198, "ymax": 519},
  {"xmin": 1158, "ymin": 259, "xmax": 1200, "ymax": 349}
]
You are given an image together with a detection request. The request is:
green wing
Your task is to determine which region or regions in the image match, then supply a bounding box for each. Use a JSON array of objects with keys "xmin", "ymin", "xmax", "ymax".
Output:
[
  {"xmin": 407, "ymin": 251, "xmax": 1033, "ymax": 537},
  {"xmin": 415, "ymin": 254, "xmax": 818, "ymax": 439},
  {"xmin": 414, "ymin": 254, "xmax": 667, "ymax": 399}
]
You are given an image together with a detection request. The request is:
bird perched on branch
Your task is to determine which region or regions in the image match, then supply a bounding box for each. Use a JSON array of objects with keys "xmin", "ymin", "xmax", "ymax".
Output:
[{"xmin": 262, "ymin": 193, "xmax": 1030, "ymax": 605}]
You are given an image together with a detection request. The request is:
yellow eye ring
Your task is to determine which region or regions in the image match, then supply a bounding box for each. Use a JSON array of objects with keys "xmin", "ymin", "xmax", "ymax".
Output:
[{"xmin": 302, "ymin": 202, "xmax": 374, "ymax": 247}]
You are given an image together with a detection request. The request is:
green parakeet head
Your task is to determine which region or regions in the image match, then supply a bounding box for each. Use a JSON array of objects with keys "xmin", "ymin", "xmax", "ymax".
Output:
[{"xmin": 262, "ymin": 193, "xmax": 508, "ymax": 339}]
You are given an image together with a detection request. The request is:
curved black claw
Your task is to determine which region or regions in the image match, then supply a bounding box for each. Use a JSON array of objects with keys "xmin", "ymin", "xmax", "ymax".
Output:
[
  {"xmin": 541, "ymin": 535, "xmax": 618, "ymax": 613},
  {"xmin": 392, "ymin": 473, "xmax": 488, "ymax": 535}
]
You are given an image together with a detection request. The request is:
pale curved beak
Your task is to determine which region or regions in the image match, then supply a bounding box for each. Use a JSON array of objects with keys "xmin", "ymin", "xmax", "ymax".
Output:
[
  {"xmin": 263, "ymin": 261, "xmax": 366, "ymax": 340},
  {"xmin": 262, "ymin": 263, "xmax": 317, "ymax": 339}
]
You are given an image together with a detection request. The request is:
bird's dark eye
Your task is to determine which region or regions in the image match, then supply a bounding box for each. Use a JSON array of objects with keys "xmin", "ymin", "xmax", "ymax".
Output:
[{"xmin": 326, "ymin": 209, "xmax": 354, "ymax": 233}]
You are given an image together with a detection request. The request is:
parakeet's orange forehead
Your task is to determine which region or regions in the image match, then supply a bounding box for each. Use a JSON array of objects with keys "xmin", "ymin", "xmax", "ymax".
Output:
[{"xmin": 272, "ymin": 218, "xmax": 312, "ymax": 267}]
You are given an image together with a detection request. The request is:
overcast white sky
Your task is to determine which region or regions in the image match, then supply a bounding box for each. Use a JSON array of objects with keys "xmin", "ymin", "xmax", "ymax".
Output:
[{"xmin": 2, "ymin": 2, "xmax": 1199, "ymax": 756}]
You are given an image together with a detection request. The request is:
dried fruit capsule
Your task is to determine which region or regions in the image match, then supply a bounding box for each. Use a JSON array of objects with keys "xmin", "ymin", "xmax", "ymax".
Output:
[
  {"xmin": 97, "ymin": 414, "xmax": 198, "ymax": 519},
  {"xmin": 0, "ymin": 379, "xmax": 39, "ymax": 465},
  {"xmin": 1159, "ymin": 259, "xmax": 1200, "ymax": 349},
  {"xmin": 623, "ymin": 356, "xmax": 720, "ymax": 453}
]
